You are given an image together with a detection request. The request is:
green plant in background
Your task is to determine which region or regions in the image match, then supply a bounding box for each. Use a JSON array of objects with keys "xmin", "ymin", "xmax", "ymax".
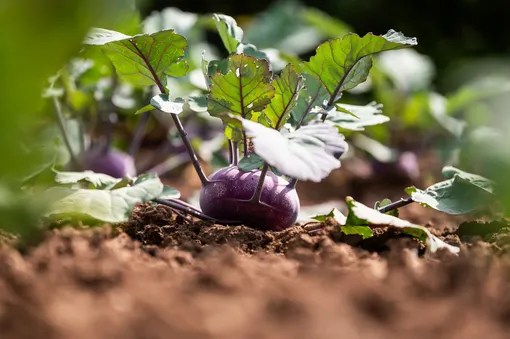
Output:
[{"xmin": 0, "ymin": 0, "xmax": 140, "ymax": 244}]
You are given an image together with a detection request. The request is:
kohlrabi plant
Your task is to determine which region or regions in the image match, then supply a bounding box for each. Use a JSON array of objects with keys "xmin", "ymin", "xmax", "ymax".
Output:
[{"xmin": 80, "ymin": 14, "xmax": 417, "ymax": 231}]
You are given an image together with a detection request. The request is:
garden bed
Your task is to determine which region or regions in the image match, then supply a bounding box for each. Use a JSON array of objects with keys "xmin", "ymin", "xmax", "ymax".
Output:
[{"xmin": 1, "ymin": 198, "xmax": 509, "ymax": 339}]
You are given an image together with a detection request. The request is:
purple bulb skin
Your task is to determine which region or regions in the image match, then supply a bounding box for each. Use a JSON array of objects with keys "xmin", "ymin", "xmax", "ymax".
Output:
[
  {"xmin": 199, "ymin": 166, "xmax": 300, "ymax": 231},
  {"xmin": 83, "ymin": 149, "xmax": 137, "ymax": 178}
]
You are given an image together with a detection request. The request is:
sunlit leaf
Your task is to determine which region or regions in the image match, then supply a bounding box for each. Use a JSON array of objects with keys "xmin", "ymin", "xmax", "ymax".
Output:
[
  {"xmin": 302, "ymin": 30, "xmax": 417, "ymax": 100},
  {"xmin": 208, "ymin": 54, "xmax": 274, "ymax": 116},
  {"xmin": 207, "ymin": 54, "xmax": 275, "ymax": 140},
  {"xmin": 150, "ymin": 94, "xmax": 185, "ymax": 114},
  {"xmin": 345, "ymin": 197, "xmax": 460, "ymax": 254},
  {"xmin": 262, "ymin": 64, "xmax": 304, "ymax": 129},
  {"xmin": 234, "ymin": 117, "xmax": 348, "ymax": 182},
  {"xmin": 135, "ymin": 103, "xmax": 155, "ymax": 115},
  {"xmin": 54, "ymin": 170, "xmax": 121, "ymax": 189},
  {"xmin": 319, "ymin": 102, "xmax": 389, "ymax": 131},
  {"xmin": 84, "ymin": 28, "xmax": 189, "ymax": 88},
  {"xmin": 46, "ymin": 173, "xmax": 164, "ymax": 223},
  {"xmin": 290, "ymin": 73, "xmax": 329, "ymax": 125},
  {"xmin": 311, "ymin": 207, "xmax": 346, "ymax": 223}
]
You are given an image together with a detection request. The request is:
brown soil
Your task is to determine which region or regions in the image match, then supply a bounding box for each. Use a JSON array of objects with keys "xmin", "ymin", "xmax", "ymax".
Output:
[
  {"xmin": 0, "ymin": 201, "xmax": 508, "ymax": 339},
  {"xmin": 1, "ymin": 148, "xmax": 507, "ymax": 338}
]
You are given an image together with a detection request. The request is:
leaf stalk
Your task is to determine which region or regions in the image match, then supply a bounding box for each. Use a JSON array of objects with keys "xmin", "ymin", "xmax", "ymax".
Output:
[
  {"xmin": 154, "ymin": 198, "xmax": 241, "ymax": 224},
  {"xmin": 250, "ymin": 163, "xmax": 269, "ymax": 203},
  {"xmin": 377, "ymin": 197, "xmax": 414, "ymax": 213},
  {"xmin": 52, "ymin": 97, "xmax": 80, "ymax": 168},
  {"xmin": 128, "ymin": 40, "xmax": 209, "ymax": 186}
]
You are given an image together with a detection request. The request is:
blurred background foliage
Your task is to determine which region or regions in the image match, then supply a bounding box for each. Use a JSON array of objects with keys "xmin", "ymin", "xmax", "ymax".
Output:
[
  {"xmin": 1, "ymin": 0, "xmax": 510, "ymax": 241},
  {"xmin": 144, "ymin": 0, "xmax": 510, "ymax": 92}
]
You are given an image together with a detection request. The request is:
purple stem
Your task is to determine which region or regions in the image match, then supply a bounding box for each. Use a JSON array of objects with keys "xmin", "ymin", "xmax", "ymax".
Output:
[
  {"xmin": 52, "ymin": 97, "xmax": 79, "ymax": 168},
  {"xmin": 249, "ymin": 163, "xmax": 269, "ymax": 203},
  {"xmin": 154, "ymin": 198, "xmax": 241, "ymax": 225},
  {"xmin": 129, "ymin": 40, "xmax": 208, "ymax": 186},
  {"xmin": 377, "ymin": 197, "xmax": 414, "ymax": 213}
]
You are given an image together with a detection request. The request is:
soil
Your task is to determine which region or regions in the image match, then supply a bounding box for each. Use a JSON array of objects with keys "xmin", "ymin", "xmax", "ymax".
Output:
[{"xmin": 1, "ymin": 153, "xmax": 509, "ymax": 338}]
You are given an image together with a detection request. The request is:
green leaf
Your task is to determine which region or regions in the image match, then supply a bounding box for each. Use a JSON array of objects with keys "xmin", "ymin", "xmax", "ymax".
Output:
[
  {"xmin": 84, "ymin": 28, "xmax": 132, "ymax": 45},
  {"xmin": 238, "ymin": 153, "xmax": 264, "ymax": 171},
  {"xmin": 262, "ymin": 64, "xmax": 305, "ymax": 130},
  {"xmin": 406, "ymin": 166, "xmax": 495, "ymax": 215},
  {"xmin": 345, "ymin": 197, "xmax": 460, "ymax": 255},
  {"xmin": 54, "ymin": 170, "xmax": 121, "ymax": 189},
  {"xmin": 321, "ymin": 102, "xmax": 389, "ymax": 131},
  {"xmin": 302, "ymin": 30, "xmax": 417, "ymax": 100},
  {"xmin": 207, "ymin": 54, "xmax": 275, "ymax": 141},
  {"xmin": 46, "ymin": 173, "xmax": 164, "ymax": 223},
  {"xmin": 441, "ymin": 166, "xmax": 495, "ymax": 194},
  {"xmin": 135, "ymin": 103, "xmax": 155, "ymax": 115},
  {"xmin": 208, "ymin": 54, "xmax": 274, "ymax": 117},
  {"xmin": 85, "ymin": 28, "xmax": 189, "ymax": 88},
  {"xmin": 150, "ymin": 94, "xmax": 185, "ymax": 114},
  {"xmin": 311, "ymin": 208, "xmax": 346, "ymax": 224},
  {"xmin": 290, "ymin": 73, "xmax": 329, "ymax": 125},
  {"xmin": 234, "ymin": 116, "xmax": 348, "ymax": 182},
  {"xmin": 237, "ymin": 43, "xmax": 270, "ymax": 62},
  {"xmin": 207, "ymin": 59, "xmax": 229, "ymax": 77},
  {"xmin": 158, "ymin": 185, "xmax": 181, "ymax": 199},
  {"xmin": 213, "ymin": 14, "xmax": 244, "ymax": 54},
  {"xmin": 341, "ymin": 226, "xmax": 374, "ymax": 239}
]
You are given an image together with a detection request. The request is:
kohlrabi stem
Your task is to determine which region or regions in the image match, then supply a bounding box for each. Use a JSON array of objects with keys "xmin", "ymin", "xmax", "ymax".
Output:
[
  {"xmin": 232, "ymin": 141, "xmax": 239, "ymax": 166},
  {"xmin": 327, "ymin": 73, "xmax": 349, "ymax": 109},
  {"xmin": 129, "ymin": 40, "xmax": 208, "ymax": 186},
  {"xmin": 170, "ymin": 114, "xmax": 209, "ymax": 185},
  {"xmin": 52, "ymin": 97, "xmax": 79, "ymax": 168},
  {"xmin": 228, "ymin": 140, "xmax": 234, "ymax": 164},
  {"xmin": 154, "ymin": 198, "xmax": 241, "ymax": 225},
  {"xmin": 321, "ymin": 74, "xmax": 348, "ymax": 122},
  {"xmin": 296, "ymin": 90, "xmax": 323, "ymax": 129},
  {"xmin": 227, "ymin": 140, "xmax": 240, "ymax": 165},
  {"xmin": 250, "ymin": 163, "xmax": 269, "ymax": 203},
  {"xmin": 128, "ymin": 111, "xmax": 150, "ymax": 157},
  {"xmin": 289, "ymin": 177, "xmax": 298, "ymax": 189},
  {"xmin": 377, "ymin": 197, "xmax": 414, "ymax": 213}
]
